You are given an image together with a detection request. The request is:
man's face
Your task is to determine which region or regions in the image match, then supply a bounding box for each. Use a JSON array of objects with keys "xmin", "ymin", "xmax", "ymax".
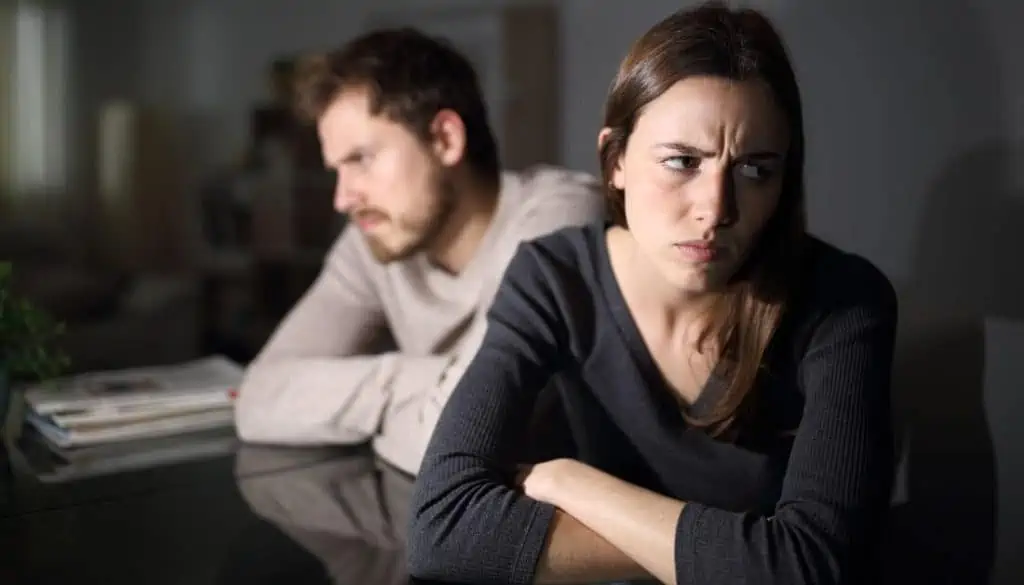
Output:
[{"xmin": 319, "ymin": 88, "xmax": 454, "ymax": 263}]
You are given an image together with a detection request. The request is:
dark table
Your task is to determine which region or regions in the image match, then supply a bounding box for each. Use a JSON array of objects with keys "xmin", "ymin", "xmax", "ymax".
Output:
[{"xmin": 0, "ymin": 438, "xmax": 415, "ymax": 585}]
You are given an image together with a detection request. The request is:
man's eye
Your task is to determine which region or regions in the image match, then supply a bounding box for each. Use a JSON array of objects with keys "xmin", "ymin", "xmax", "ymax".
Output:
[{"xmin": 345, "ymin": 149, "xmax": 374, "ymax": 166}]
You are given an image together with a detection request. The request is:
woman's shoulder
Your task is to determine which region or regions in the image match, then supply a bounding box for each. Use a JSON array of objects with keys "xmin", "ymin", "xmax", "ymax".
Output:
[
  {"xmin": 488, "ymin": 224, "xmax": 606, "ymax": 354},
  {"xmin": 506, "ymin": 222, "xmax": 606, "ymax": 285},
  {"xmin": 794, "ymin": 235, "xmax": 898, "ymax": 316},
  {"xmin": 772, "ymin": 236, "xmax": 899, "ymax": 369}
]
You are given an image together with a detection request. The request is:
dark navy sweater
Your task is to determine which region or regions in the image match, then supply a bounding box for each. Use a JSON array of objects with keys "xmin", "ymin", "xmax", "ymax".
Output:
[{"xmin": 407, "ymin": 223, "xmax": 898, "ymax": 585}]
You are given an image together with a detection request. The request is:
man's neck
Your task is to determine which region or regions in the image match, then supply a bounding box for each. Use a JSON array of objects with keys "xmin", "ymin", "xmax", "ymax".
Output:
[{"xmin": 427, "ymin": 172, "xmax": 500, "ymax": 274}]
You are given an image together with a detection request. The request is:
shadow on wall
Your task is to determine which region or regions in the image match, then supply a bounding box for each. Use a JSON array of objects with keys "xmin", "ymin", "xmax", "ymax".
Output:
[
  {"xmin": 769, "ymin": 0, "xmax": 1016, "ymax": 581},
  {"xmin": 888, "ymin": 140, "xmax": 1024, "ymax": 585}
]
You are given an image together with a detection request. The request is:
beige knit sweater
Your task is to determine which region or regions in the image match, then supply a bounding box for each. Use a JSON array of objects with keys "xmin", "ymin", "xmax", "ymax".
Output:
[{"xmin": 234, "ymin": 166, "xmax": 605, "ymax": 475}]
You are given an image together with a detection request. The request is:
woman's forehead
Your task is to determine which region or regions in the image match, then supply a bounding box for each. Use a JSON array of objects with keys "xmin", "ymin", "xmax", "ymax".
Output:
[{"xmin": 632, "ymin": 76, "xmax": 789, "ymax": 155}]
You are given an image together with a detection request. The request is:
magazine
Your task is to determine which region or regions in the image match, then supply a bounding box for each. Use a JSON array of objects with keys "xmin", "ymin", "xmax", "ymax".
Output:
[
  {"xmin": 21, "ymin": 355, "xmax": 243, "ymax": 449},
  {"xmin": 16, "ymin": 425, "xmax": 239, "ymax": 483},
  {"xmin": 26, "ymin": 408, "xmax": 236, "ymax": 449},
  {"xmin": 24, "ymin": 355, "xmax": 243, "ymax": 416}
]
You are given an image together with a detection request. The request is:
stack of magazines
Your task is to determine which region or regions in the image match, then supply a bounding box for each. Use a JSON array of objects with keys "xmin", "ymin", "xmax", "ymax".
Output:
[{"xmin": 18, "ymin": 355, "xmax": 244, "ymax": 481}]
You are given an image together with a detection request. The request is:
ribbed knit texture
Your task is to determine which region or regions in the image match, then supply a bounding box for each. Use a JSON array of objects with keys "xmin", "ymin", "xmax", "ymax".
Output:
[{"xmin": 407, "ymin": 223, "xmax": 898, "ymax": 585}]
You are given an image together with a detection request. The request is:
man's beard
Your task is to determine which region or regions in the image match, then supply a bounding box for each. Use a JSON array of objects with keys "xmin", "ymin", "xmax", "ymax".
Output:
[{"xmin": 363, "ymin": 178, "xmax": 457, "ymax": 264}]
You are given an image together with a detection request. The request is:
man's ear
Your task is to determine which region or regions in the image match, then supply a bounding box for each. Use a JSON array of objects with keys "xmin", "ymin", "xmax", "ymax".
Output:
[
  {"xmin": 429, "ymin": 109, "xmax": 467, "ymax": 168},
  {"xmin": 597, "ymin": 127, "xmax": 625, "ymax": 190}
]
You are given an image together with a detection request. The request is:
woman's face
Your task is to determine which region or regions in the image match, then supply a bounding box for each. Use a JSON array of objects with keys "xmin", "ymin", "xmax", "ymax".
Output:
[{"xmin": 605, "ymin": 75, "xmax": 790, "ymax": 294}]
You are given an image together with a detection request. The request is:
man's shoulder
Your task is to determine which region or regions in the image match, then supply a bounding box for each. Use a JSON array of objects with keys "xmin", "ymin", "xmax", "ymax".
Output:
[
  {"xmin": 494, "ymin": 165, "xmax": 606, "ymax": 245},
  {"xmin": 502, "ymin": 165, "xmax": 605, "ymax": 214},
  {"xmin": 505, "ymin": 164, "xmax": 602, "ymax": 192}
]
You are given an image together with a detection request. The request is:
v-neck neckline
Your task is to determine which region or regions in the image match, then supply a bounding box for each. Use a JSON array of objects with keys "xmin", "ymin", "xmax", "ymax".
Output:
[{"xmin": 591, "ymin": 224, "xmax": 724, "ymax": 420}]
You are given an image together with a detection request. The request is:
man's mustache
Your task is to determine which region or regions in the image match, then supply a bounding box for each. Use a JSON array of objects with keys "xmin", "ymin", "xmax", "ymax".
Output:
[{"xmin": 351, "ymin": 209, "xmax": 389, "ymax": 223}]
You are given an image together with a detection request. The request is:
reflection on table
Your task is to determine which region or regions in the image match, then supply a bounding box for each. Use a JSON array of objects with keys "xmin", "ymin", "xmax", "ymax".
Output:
[{"xmin": 233, "ymin": 444, "xmax": 413, "ymax": 585}]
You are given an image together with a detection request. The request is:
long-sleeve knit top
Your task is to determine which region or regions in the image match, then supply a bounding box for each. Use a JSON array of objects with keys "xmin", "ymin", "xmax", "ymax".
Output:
[{"xmin": 407, "ymin": 223, "xmax": 898, "ymax": 585}]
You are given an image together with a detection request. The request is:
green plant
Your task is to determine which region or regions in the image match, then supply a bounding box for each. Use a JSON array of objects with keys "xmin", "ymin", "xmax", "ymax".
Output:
[{"xmin": 0, "ymin": 261, "xmax": 69, "ymax": 383}]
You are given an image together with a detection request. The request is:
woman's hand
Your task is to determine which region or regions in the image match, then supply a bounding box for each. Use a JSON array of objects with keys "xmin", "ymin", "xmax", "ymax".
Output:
[
  {"xmin": 516, "ymin": 458, "xmax": 582, "ymax": 506},
  {"xmin": 516, "ymin": 458, "xmax": 684, "ymax": 585}
]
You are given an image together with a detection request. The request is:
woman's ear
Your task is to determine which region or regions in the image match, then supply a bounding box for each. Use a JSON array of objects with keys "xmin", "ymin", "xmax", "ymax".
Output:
[
  {"xmin": 597, "ymin": 127, "xmax": 614, "ymax": 152},
  {"xmin": 429, "ymin": 109, "xmax": 467, "ymax": 167},
  {"xmin": 598, "ymin": 127, "xmax": 625, "ymax": 190}
]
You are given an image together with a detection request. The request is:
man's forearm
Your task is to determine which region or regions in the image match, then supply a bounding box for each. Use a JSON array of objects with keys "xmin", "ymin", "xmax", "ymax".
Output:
[
  {"xmin": 236, "ymin": 353, "xmax": 448, "ymax": 446},
  {"xmin": 534, "ymin": 509, "xmax": 654, "ymax": 584},
  {"xmin": 373, "ymin": 316, "xmax": 487, "ymax": 474}
]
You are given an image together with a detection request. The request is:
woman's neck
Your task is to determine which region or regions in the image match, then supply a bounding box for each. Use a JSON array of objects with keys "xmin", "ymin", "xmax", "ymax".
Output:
[{"xmin": 609, "ymin": 226, "xmax": 718, "ymax": 339}]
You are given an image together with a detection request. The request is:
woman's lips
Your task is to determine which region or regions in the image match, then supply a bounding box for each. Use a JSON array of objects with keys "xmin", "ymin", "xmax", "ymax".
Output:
[{"xmin": 674, "ymin": 240, "xmax": 721, "ymax": 262}]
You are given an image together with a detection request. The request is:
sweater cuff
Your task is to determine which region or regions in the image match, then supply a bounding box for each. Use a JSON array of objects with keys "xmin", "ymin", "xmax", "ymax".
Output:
[
  {"xmin": 676, "ymin": 502, "xmax": 708, "ymax": 585},
  {"xmin": 382, "ymin": 354, "xmax": 453, "ymax": 398},
  {"xmin": 371, "ymin": 354, "xmax": 455, "ymax": 474}
]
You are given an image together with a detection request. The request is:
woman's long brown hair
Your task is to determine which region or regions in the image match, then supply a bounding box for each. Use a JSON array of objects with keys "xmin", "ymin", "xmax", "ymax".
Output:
[{"xmin": 599, "ymin": 2, "xmax": 808, "ymax": 437}]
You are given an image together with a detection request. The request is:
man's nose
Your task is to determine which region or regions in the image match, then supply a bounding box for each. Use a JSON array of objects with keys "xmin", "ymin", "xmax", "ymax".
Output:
[{"xmin": 333, "ymin": 175, "xmax": 361, "ymax": 214}]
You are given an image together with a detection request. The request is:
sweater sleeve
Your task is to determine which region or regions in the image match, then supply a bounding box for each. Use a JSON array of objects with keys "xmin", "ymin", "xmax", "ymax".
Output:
[
  {"xmin": 406, "ymin": 243, "xmax": 570, "ymax": 585},
  {"xmin": 675, "ymin": 269, "xmax": 899, "ymax": 585},
  {"xmin": 372, "ymin": 179, "xmax": 606, "ymax": 475},
  {"xmin": 234, "ymin": 227, "xmax": 452, "ymax": 445}
]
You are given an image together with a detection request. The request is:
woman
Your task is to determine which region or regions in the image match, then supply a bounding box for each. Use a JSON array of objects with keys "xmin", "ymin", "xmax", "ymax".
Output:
[{"xmin": 407, "ymin": 3, "xmax": 897, "ymax": 585}]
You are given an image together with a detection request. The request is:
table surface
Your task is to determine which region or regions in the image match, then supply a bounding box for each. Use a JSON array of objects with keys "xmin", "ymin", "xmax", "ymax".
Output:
[
  {"xmin": 0, "ymin": 430, "xmax": 992, "ymax": 585},
  {"xmin": 0, "ymin": 438, "xmax": 420, "ymax": 585}
]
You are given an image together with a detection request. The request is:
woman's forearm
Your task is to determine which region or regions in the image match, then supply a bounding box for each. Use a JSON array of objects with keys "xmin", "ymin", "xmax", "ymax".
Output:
[
  {"xmin": 537, "ymin": 460, "xmax": 685, "ymax": 585},
  {"xmin": 534, "ymin": 509, "xmax": 654, "ymax": 584}
]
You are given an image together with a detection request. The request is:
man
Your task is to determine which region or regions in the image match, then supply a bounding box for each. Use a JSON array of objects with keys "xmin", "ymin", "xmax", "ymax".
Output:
[{"xmin": 234, "ymin": 28, "xmax": 605, "ymax": 475}]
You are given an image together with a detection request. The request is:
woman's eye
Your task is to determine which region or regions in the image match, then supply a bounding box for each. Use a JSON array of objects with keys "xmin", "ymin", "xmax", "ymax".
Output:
[
  {"xmin": 663, "ymin": 155, "xmax": 701, "ymax": 171},
  {"xmin": 737, "ymin": 162, "xmax": 772, "ymax": 181}
]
